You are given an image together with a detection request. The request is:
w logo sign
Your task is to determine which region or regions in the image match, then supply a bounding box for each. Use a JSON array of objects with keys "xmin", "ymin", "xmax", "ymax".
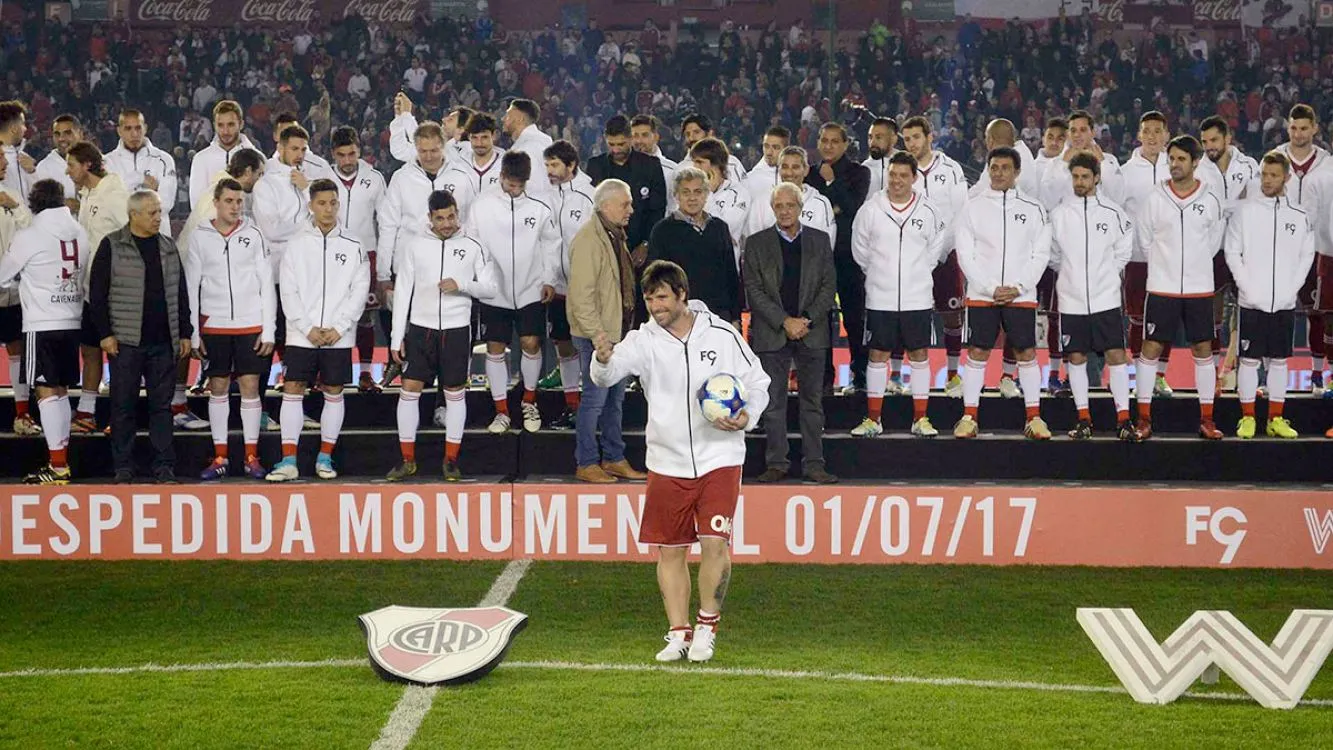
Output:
[
  {"xmin": 1077, "ymin": 608, "xmax": 1333, "ymax": 709},
  {"xmin": 1305, "ymin": 508, "xmax": 1333, "ymax": 554}
]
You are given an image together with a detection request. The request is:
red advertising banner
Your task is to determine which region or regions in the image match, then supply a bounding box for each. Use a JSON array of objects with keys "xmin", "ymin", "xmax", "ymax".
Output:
[
  {"xmin": 127, "ymin": 0, "xmax": 423, "ymax": 26},
  {"xmin": 2, "ymin": 484, "xmax": 1330, "ymax": 568}
]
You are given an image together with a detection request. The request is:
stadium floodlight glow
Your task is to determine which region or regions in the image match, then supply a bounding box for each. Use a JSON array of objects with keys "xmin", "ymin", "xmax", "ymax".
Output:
[
  {"xmin": 1077, "ymin": 608, "xmax": 1333, "ymax": 709},
  {"xmin": 360, "ymin": 605, "xmax": 528, "ymax": 686}
]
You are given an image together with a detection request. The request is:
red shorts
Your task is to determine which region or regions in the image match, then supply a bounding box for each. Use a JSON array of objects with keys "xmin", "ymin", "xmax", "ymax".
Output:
[
  {"xmin": 1123, "ymin": 261, "xmax": 1148, "ymax": 321},
  {"xmin": 640, "ymin": 466, "xmax": 742, "ymax": 546},
  {"xmin": 1318, "ymin": 255, "xmax": 1333, "ymax": 313},
  {"xmin": 933, "ymin": 251, "xmax": 965, "ymax": 314}
]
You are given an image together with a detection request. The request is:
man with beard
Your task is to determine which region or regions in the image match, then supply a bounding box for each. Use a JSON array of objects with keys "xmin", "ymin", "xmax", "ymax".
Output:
[
  {"xmin": 34, "ymin": 115, "xmax": 81, "ymax": 203},
  {"xmin": 861, "ymin": 117, "xmax": 899, "ymax": 200},
  {"xmin": 189, "ymin": 100, "xmax": 261, "ymax": 207},
  {"xmin": 681, "ymin": 113, "xmax": 747, "ymax": 184}
]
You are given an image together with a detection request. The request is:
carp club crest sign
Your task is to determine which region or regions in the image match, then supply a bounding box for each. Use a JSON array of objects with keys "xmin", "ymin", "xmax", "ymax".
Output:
[{"xmin": 359, "ymin": 605, "xmax": 528, "ymax": 685}]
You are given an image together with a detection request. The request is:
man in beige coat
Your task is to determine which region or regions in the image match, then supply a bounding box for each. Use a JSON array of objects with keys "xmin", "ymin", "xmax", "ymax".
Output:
[{"xmin": 566, "ymin": 178, "xmax": 647, "ymax": 483}]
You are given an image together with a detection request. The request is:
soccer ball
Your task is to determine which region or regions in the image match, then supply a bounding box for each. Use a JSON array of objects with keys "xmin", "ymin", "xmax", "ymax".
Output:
[{"xmin": 698, "ymin": 373, "xmax": 747, "ymax": 423}]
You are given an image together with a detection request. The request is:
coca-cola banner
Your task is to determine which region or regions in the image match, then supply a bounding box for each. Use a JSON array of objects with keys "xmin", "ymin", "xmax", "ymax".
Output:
[
  {"xmin": 953, "ymin": 0, "xmax": 1248, "ymax": 26},
  {"xmin": 128, "ymin": 0, "xmax": 425, "ymax": 26}
]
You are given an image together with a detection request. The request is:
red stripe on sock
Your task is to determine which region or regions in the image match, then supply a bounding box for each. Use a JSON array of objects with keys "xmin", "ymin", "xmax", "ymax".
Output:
[
  {"xmin": 445, "ymin": 441, "xmax": 461, "ymax": 462},
  {"xmin": 282, "ymin": 443, "xmax": 297, "ymax": 458},
  {"xmin": 866, "ymin": 396, "xmax": 883, "ymax": 423},
  {"xmin": 401, "ymin": 441, "xmax": 416, "ymax": 463},
  {"xmin": 913, "ymin": 398, "xmax": 927, "ymax": 421},
  {"xmin": 523, "ymin": 388, "xmax": 537, "ymax": 404},
  {"xmin": 564, "ymin": 391, "xmax": 580, "ymax": 409},
  {"xmin": 50, "ymin": 448, "xmax": 67, "ymax": 469},
  {"xmin": 320, "ymin": 441, "xmax": 336, "ymax": 456}
]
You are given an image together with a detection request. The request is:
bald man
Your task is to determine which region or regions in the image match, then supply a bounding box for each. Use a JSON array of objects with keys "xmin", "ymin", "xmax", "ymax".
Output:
[{"xmin": 970, "ymin": 119, "xmax": 1040, "ymax": 197}]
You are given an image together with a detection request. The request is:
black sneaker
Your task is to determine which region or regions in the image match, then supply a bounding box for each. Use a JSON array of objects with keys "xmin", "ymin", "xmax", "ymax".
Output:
[
  {"xmin": 802, "ymin": 466, "xmax": 839, "ymax": 484},
  {"xmin": 113, "ymin": 471, "xmax": 134, "ymax": 484},
  {"xmin": 23, "ymin": 464, "xmax": 72, "ymax": 485},
  {"xmin": 753, "ymin": 467, "xmax": 787, "ymax": 483},
  {"xmin": 1068, "ymin": 420, "xmax": 1093, "ymax": 440},
  {"xmin": 549, "ymin": 409, "xmax": 577, "ymax": 430},
  {"xmin": 1116, "ymin": 420, "xmax": 1139, "ymax": 442},
  {"xmin": 154, "ymin": 469, "xmax": 179, "ymax": 485},
  {"xmin": 443, "ymin": 460, "xmax": 462, "ymax": 482}
]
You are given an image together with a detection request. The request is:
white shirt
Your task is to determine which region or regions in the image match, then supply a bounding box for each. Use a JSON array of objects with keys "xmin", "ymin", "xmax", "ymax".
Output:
[
  {"xmin": 590, "ymin": 302, "xmax": 770, "ymax": 480},
  {"xmin": 549, "ymin": 174, "xmax": 596, "ymax": 295},
  {"xmin": 348, "ymin": 74, "xmax": 371, "ymax": 98},
  {"xmin": 183, "ymin": 218, "xmax": 275, "ymax": 345},
  {"xmin": 1040, "ymin": 149, "xmax": 1124, "ymax": 212},
  {"xmin": 0, "ymin": 206, "xmax": 86, "ymax": 331},
  {"xmin": 77, "ymin": 173, "xmax": 131, "ymax": 286},
  {"xmin": 0, "ymin": 142, "xmax": 35, "ymax": 198},
  {"xmin": 1049, "ymin": 194, "xmax": 1134, "ymax": 315},
  {"xmin": 267, "ymin": 149, "xmax": 333, "ymax": 182},
  {"xmin": 1197, "ymin": 145, "xmax": 1260, "ymax": 208},
  {"xmin": 188, "ymin": 134, "xmax": 260, "ymax": 207},
  {"xmin": 330, "ymin": 160, "xmax": 387, "ymax": 253},
  {"xmin": 1136, "ymin": 181, "xmax": 1226, "ymax": 296},
  {"xmin": 279, "ymin": 222, "xmax": 370, "ymax": 350},
  {"xmin": 955, "ymin": 187, "xmax": 1051, "ymax": 305},
  {"xmin": 851, "ymin": 191, "xmax": 950, "ymax": 312},
  {"xmin": 105, "ymin": 138, "xmax": 178, "ymax": 234},
  {"xmin": 251, "ymin": 160, "xmax": 311, "ymax": 273},
  {"xmin": 463, "ymin": 190, "xmax": 560, "ymax": 309},
  {"xmin": 390, "ymin": 232, "xmax": 498, "ymax": 346},
  {"xmin": 1271, "ymin": 143, "xmax": 1333, "ymax": 256},
  {"xmin": 403, "ymin": 66, "xmax": 428, "ymax": 93},
  {"xmin": 744, "ymin": 159, "xmax": 781, "ymax": 203},
  {"xmin": 1224, "ymin": 195, "xmax": 1317, "ymax": 313}
]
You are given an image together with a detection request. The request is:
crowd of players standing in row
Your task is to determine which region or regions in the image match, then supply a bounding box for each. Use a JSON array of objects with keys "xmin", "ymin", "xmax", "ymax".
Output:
[{"xmin": 0, "ymin": 93, "xmax": 1329, "ymax": 485}]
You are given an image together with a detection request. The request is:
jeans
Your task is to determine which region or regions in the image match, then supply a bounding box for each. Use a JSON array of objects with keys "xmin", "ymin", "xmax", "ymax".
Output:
[
  {"xmin": 109, "ymin": 342, "xmax": 177, "ymax": 475},
  {"xmin": 574, "ymin": 336, "xmax": 626, "ymax": 468}
]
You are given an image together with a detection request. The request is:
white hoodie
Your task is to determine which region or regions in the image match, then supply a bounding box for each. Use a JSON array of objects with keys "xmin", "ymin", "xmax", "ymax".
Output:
[
  {"xmin": 707, "ymin": 178, "xmax": 751, "ymax": 264},
  {"xmin": 1049, "ymin": 193, "xmax": 1134, "ymax": 316},
  {"xmin": 377, "ymin": 160, "xmax": 473, "ymax": 281},
  {"xmin": 549, "ymin": 174, "xmax": 596, "ymax": 295},
  {"xmin": 330, "ymin": 160, "xmax": 386, "ymax": 253},
  {"xmin": 954, "ymin": 187, "xmax": 1051, "ymax": 305},
  {"xmin": 251, "ymin": 160, "xmax": 311, "ymax": 273},
  {"xmin": 1272, "ymin": 143, "xmax": 1333, "ymax": 255},
  {"xmin": 34, "ymin": 149, "xmax": 76, "ymax": 199},
  {"xmin": 183, "ymin": 218, "xmax": 275, "ymax": 347},
  {"xmin": 0, "ymin": 142, "xmax": 34, "ymax": 198},
  {"xmin": 742, "ymin": 184, "xmax": 837, "ymax": 248},
  {"xmin": 104, "ymin": 138, "xmax": 178, "ymax": 236},
  {"xmin": 1119, "ymin": 148, "xmax": 1170, "ymax": 262},
  {"xmin": 1136, "ymin": 181, "xmax": 1226, "ymax": 297},
  {"xmin": 77, "ymin": 172, "xmax": 130, "ymax": 286},
  {"xmin": 590, "ymin": 301, "xmax": 770, "ymax": 480},
  {"xmin": 1224, "ymin": 195, "xmax": 1316, "ymax": 313},
  {"xmin": 851, "ymin": 192, "xmax": 950, "ymax": 312},
  {"xmin": 0, "ymin": 186, "xmax": 33, "ymax": 307},
  {"xmin": 390, "ymin": 232, "xmax": 498, "ymax": 348},
  {"xmin": 268, "ymin": 148, "xmax": 333, "ymax": 182},
  {"xmin": 508, "ymin": 124, "xmax": 554, "ymax": 200},
  {"xmin": 0, "ymin": 206, "xmax": 88, "ymax": 330},
  {"xmin": 1040, "ymin": 149, "xmax": 1124, "ymax": 211},
  {"xmin": 913, "ymin": 151, "xmax": 969, "ymax": 224},
  {"xmin": 188, "ymin": 134, "xmax": 260, "ymax": 207},
  {"xmin": 278, "ymin": 222, "xmax": 370, "ymax": 350},
  {"xmin": 1197, "ymin": 145, "xmax": 1260, "ymax": 208},
  {"xmin": 744, "ymin": 159, "xmax": 780, "ymax": 203},
  {"xmin": 464, "ymin": 189, "xmax": 560, "ymax": 309}
]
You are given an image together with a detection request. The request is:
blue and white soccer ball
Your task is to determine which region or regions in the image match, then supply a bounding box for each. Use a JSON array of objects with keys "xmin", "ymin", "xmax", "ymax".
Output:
[{"xmin": 698, "ymin": 373, "xmax": 747, "ymax": 423}]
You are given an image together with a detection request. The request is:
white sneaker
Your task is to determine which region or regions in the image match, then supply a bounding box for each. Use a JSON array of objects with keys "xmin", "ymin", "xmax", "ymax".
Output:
[
  {"xmin": 884, "ymin": 377, "xmax": 907, "ymax": 396},
  {"xmin": 998, "ymin": 376, "xmax": 1021, "ymax": 399},
  {"xmin": 521, "ymin": 401, "xmax": 542, "ymax": 432},
  {"xmin": 265, "ymin": 458, "xmax": 299, "ymax": 482},
  {"xmin": 911, "ymin": 416, "xmax": 938, "ymax": 437},
  {"xmin": 943, "ymin": 374, "xmax": 963, "ymax": 398},
  {"xmin": 487, "ymin": 412, "xmax": 512, "ymax": 433},
  {"xmin": 12, "ymin": 414, "xmax": 43, "ymax": 436},
  {"xmin": 655, "ymin": 629, "xmax": 691, "ymax": 662},
  {"xmin": 849, "ymin": 417, "xmax": 883, "ymax": 437},
  {"xmin": 172, "ymin": 410, "xmax": 209, "ymax": 430},
  {"xmin": 1154, "ymin": 375, "xmax": 1174, "ymax": 398},
  {"xmin": 687, "ymin": 625, "xmax": 716, "ymax": 662},
  {"xmin": 433, "ymin": 406, "xmax": 448, "ymax": 428}
]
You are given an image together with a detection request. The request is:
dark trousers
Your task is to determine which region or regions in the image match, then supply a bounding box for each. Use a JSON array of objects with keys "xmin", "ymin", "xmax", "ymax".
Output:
[
  {"xmin": 760, "ymin": 342, "xmax": 827, "ymax": 471},
  {"xmin": 826, "ymin": 251, "xmax": 867, "ymax": 389},
  {"xmin": 109, "ymin": 342, "xmax": 177, "ymax": 475}
]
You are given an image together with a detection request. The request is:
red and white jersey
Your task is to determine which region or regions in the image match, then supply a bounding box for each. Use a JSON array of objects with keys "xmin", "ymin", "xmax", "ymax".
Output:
[
  {"xmin": 1136, "ymin": 180, "xmax": 1226, "ymax": 296},
  {"xmin": 913, "ymin": 151, "xmax": 968, "ymax": 225}
]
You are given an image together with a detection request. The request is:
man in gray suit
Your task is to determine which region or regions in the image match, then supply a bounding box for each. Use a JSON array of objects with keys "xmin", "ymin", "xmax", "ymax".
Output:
[{"xmin": 743, "ymin": 182, "xmax": 838, "ymax": 484}]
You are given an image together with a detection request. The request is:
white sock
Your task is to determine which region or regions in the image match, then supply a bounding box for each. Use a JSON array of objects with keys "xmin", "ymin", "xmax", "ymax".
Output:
[
  {"xmin": 239, "ymin": 397, "xmax": 262, "ymax": 448},
  {"xmin": 397, "ymin": 390, "xmax": 421, "ymax": 444},
  {"xmin": 947, "ymin": 354, "xmax": 959, "ymax": 375},
  {"xmin": 1194, "ymin": 356, "xmax": 1216, "ymax": 407},
  {"xmin": 1157, "ymin": 358, "xmax": 1169, "ymax": 375},
  {"xmin": 38, "ymin": 396, "xmax": 63, "ymax": 455},
  {"xmin": 320, "ymin": 392, "xmax": 345, "ymax": 449},
  {"xmin": 1108, "ymin": 363, "xmax": 1130, "ymax": 416},
  {"xmin": 1237, "ymin": 357, "xmax": 1259, "ymax": 405},
  {"xmin": 54, "ymin": 395, "xmax": 71, "ymax": 448},
  {"xmin": 558, "ymin": 354, "xmax": 581, "ymax": 394},
  {"xmin": 360, "ymin": 361, "xmax": 373, "ymax": 376},
  {"xmin": 9, "ymin": 360, "xmax": 25, "ymax": 405},
  {"xmin": 890, "ymin": 355, "xmax": 902, "ymax": 378},
  {"xmin": 172, "ymin": 384, "xmax": 187, "ymax": 407},
  {"xmin": 910, "ymin": 359, "xmax": 930, "ymax": 402},
  {"xmin": 1017, "ymin": 359, "xmax": 1041, "ymax": 408},
  {"xmin": 78, "ymin": 390, "xmax": 97, "ymax": 415},
  {"xmin": 1067, "ymin": 360, "xmax": 1089, "ymax": 412},
  {"xmin": 866, "ymin": 360, "xmax": 888, "ymax": 398},
  {"xmin": 1002, "ymin": 359, "xmax": 1017, "ymax": 378},
  {"xmin": 1268, "ymin": 359, "xmax": 1288, "ymax": 406},
  {"xmin": 1049, "ymin": 355, "xmax": 1063, "ymax": 379},
  {"xmin": 520, "ymin": 349, "xmax": 542, "ymax": 392},
  {"xmin": 1315, "ymin": 356, "xmax": 1327, "ymax": 374},
  {"xmin": 1136, "ymin": 358, "xmax": 1158, "ymax": 406},
  {"xmin": 208, "ymin": 395, "xmax": 229, "ymax": 450},
  {"xmin": 486, "ymin": 353, "xmax": 508, "ymax": 402},
  {"xmin": 280, "ymin": 393, "xmax": 303, "ymax": 449},
  {"xmin": 962, "ymin": 357, "xmax": 986, "ymax": 408},
  {"xmin": 444, "ymin": 387, "xmax": 467, "ymax": 443}
]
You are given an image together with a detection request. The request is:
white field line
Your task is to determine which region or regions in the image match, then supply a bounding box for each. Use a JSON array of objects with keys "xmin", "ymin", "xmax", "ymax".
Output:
[
  {"xmin": 367, "ymin": 557, "xmax": 532, "ymax": 750},
  {"xmin": 1, "ymin": 653, "xmax": 1331, "ymax": 709}
]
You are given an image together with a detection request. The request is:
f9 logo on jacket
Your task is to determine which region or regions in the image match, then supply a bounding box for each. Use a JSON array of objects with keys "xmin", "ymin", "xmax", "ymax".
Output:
[
  {"xmin": 1286, "ymin": 222, "xmax": 1298, "ymax": 235},
  {"xmin": 910, "ymin": 218, "xmax": 924, "ymax": 230},
  {"xmin": 237, "ymin": 236, "xmax": 251, "ymax": 247},
  {"xmin": 569, "ymin": 210, "xmax": 583, "ymax": 221},
  {"xmin": 524, "ymin": 217, "xmax": 536, "ymax": 228},
  {"xmin": 699, "ymin": 349, "xmax": 717, "ymax": 365},
  {"xmin": 335, "ymin": 253, "xmax": 347, "ymax": 265},
  {"xmin": 1013, "ymin": 213, "xmax": 1027, "ymax": 224},
  {"xmin": 453, "ymin": 247, "xmax": 467, "ymax": 259},
  {"xmin": 1192, "ymin": 203, "xmax": 1206, "ymax": 215}
]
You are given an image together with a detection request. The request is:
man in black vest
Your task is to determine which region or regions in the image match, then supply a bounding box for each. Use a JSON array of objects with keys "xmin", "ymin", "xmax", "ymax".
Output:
[{"xmin": 89, "ymin": 190, "xmax": 193, "ymax": 483}]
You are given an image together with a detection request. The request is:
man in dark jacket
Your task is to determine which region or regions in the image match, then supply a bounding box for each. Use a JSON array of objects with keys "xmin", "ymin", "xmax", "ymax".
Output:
[
  {"xmin": 805, "ymin": 121, "xmax": 870, "ymax": 393},
  {"xmin": 646, "ymin": 167, "xmax": 741, "ymax": 324},
  {"xmin": 744, "ymin": 182, "xmax": 838, "ymax": 485},
  {"xmin": 89, "ymin": 190, "xmax": 193, "ymax": 484},
  {"xmin": 584, "ymin": 114, "xmax": 667, "ymax": 265}
]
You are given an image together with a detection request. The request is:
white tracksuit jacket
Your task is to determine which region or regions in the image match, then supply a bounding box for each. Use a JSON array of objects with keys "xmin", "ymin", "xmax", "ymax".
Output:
[
  {"xmin": 389, "ymin": 232, "xmax": 498, "ymax": 349},
  {"xmin": 331, "ymin": 160, "xmax": 386, "ymax": 253},
  {"xmin": 549, "ymin": 175, "xmax": 596, "ymax": 295},
  {"xmin": 104, "ymin": 139, "xmax": 178, "ymax": 237},
  {"xmin": 1136, "ymin": 181, "xmax": 1226, "ymax": 297},
  {"xmin": 1224, "ymin": 195, "xmax": 1317, "ymax": 313},
  {"xmin": 1119, "ymin": 148, "xmax": 1170, "ymax": 262},
  {"xmin": 913, "ymin": 151, "xmax": 969, "ymax": 225},
  {"xmin": 590, "ymin": 301, "xmax": 770, "ymax": 480},
  {"xmin": 278, "ymin": 222, "xmax": 370, "ymax": 350},
  {"xmin": 388, "ymin": 113, "xmax": 470, "ymax": 165},
  {"xmin": 1197, "ymin": 146, "xmax": 1260, "ymax": 208},
  {"xmin": 188, "ymin": 134, "xmax": 260, "ymax": 206},
  {"xmin": 377, "ymin": 161, "xmax": 469, "ymax": 281},
  {"xmin": 742, "ymin": 184, "xmax": 837, "ymax": 248},
  {"xmin": 0, "ymin": 206, "xmax": 86, "ymax": 329},
  {"xmin": 251, "ymin": 160, "xmax": 311, "ymax": 273},
  {"xmin": 707, "ymin": 178, "xmax": 751, "ymax": 265},
  {"xmin": 0, "ymin": 185, "xmax": 34, "ymax": 307},
  {"xmin": 851, "ymin": 192, "xmax": 951, "ymax": 312},
  {"xmin": 33, "ymin": 149, "xmax": 76, "ymax": 199},
  {"xmin": 508, "ymin": 124, "xmax": 554, "ymax": 201},
  {"xmin": 955, "ymin": 187, "xmax": 1052, "ymax": 305},
  {"xmin": 1040, "ymin": 150, "xmax": 1124, "ymax": 212},
  {"xmin": 183, "ymin": 218, "xmax": 275, "ymax": 347},
  {"xmin": 77, "ymin": 172, "xmax": 130, "ymax": 287},
  {"xmin": 1272, "ymin": 143, "xmax": 1333, "ymax": 256},
  {"xmin": 464, "ymin": 190, "xmax": 559, "ymax": 309},
  {"xmin": 744, "ymin": 159, "xmax": 780, "ymax": 205},
  {"xmin": 1049, "ymin": 194, "xmax": 1134, "ymax": 315},
  {"xmin": 268, "ymin": 148, "xmax": 333, "ymax": 181}
]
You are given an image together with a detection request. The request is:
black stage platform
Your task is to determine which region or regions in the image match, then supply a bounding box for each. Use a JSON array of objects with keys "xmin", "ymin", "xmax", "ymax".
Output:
[{"xmin": 1, "ymin": 388, "xmax": 1330, "ymax": 484}]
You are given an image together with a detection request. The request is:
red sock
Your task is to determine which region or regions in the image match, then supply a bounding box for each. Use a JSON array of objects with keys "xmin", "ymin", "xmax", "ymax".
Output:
[
  {"xmin": 50, "ymin": 448, "xmax": 67, "ymax": 469},
  {"xmin": 1200, "ymin": 402, "xmax": 1214, "ymax": 421},
  {"xmin": 320, "ymin": 440, "xmax": 336, "ymax": 456},
  {"xmin": 1077, "ymin": 407, "xmax": 1090, "ymax": 422},
  {"xmin": 1271, "ymin": 401, "xmax": 1284, "ymax": 418},
  {"xmin": 401, "ymin": 441, "xmax": 416, "ymax": 463},
  {"xmin": 445, "ymin": 440, "xmax": 461, "ymax": 462},
  {"xmin": 1116, "ymin": 409, "xmax": 1129, "ymax": 423},
  {"xmin": 494, "ymin": 399, "xmax": 509, "ymax": 415},
  {"xmin": 564, "ymin": 391, "xmax": 580, "ymax": 409},
  {"xmin": 1025, "ymin": 405, "xmax": 1040, "ymax": 420},
  {"xmin": 215, "ymin": 443, "xmax": 228, "ymax": 460},
  {"xmin": 866, "ymin": 395, "xmax": 883, "ymax": 423},
  {"xmin": 282, "ymin": 443, "xmax": 297, "ymax": 458},
  {"xmin": 15, "ymin": 400, "xmax": 28, "ymax": 417},
  {"xmin": 964, "ymin": 404, "xmax": 979, "ymax": 419},
  {"xmin": 1241, "ymin": 401, "xmax": 1255, "ymax": 417},
  {"xmin": 696, "ymin": 610, "xmax": 720, "ymax": 631},
  {"xmin": 669, "ymin": 625, "xmax": 693, "ymax": 641},
  {"xmin": 172, "ymin": 402, "xmax": 187, "ymax": 415},
  {"xmin": 244, "ymin": 442, "xmax": 257, "ymax": 459},
  {"xmin": 523, "ymin": 388, "xmax": 537, "ymax": 404},
  {"xmin": 912, "ymin": 398, "xmax": 927, "ymax": 421}
]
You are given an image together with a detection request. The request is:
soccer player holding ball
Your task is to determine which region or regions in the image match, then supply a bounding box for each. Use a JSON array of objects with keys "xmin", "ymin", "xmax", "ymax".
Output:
[{"xmin": 591, "ymin": 260, "xmax": 770, "ymax": 664}]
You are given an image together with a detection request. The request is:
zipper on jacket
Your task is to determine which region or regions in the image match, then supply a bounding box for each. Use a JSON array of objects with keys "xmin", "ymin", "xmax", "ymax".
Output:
[
  {"xmin": 510, "ymin": 196, "xmax": 518, "ymax": 308},
  {"xmin": 438, "ymin": 239, "xmax": 446, "ymax": 329},
  {"xmin": 1271, "ymin": 199, "xmax": 1279, "ymax": 311},
  {"xmin": 682, "ymin": 337, "xmax": 699, "ymax": 478},
  {"xmin": 320, "ymin": 235, "xmax": 328, "ymax": 327},
  {"xmin": 225, "ymin": 236, "xmax": 235, "ymax": 319},
  {"xmin": 1083, "ymin": 198, "xmax": 1091, "ymax": 314},
  {"xmin": 1178, "ymin": 203, "xmax": 1186, "ymax": 295},
  {"xmin": 896, "ymin": 216, "xmax": 905, "ymax": 311},
  {"xmin": 1000, "ymin": 191, "xmax": 1008, "ymax": 286}
]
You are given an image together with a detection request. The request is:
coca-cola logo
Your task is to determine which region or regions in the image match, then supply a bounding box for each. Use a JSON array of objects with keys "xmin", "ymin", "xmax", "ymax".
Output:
[
  {"xmin": 342, "ymin": 0, "xmax": 420, "ymax": 23},
  {"xmin": 242, "ymin": 0, "xmax": 317, "ymax": 23},
  {"xmin": 136, "ymin": 0, "xmax": 214, "ymax": 22},
  {"xmin": 1192, "ymin": 0, "xmax": 1241, "ymax": 23},
  {"xmin": 1098, "ymin": 0, "xmax": 1124, "ymax": 24}
]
